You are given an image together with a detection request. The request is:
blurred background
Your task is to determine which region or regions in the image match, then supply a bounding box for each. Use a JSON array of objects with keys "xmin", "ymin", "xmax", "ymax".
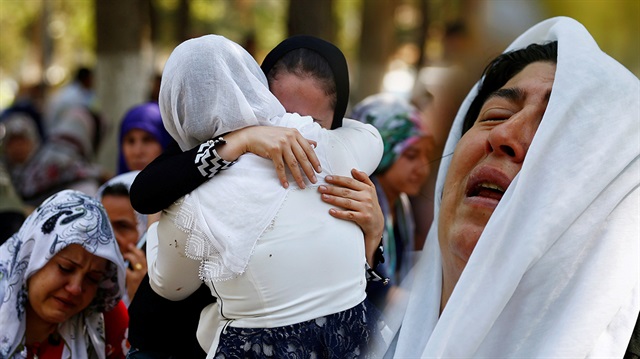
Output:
[{"xmin": 0, "ymin": 0, "xmax": 638, "ymax": 172}]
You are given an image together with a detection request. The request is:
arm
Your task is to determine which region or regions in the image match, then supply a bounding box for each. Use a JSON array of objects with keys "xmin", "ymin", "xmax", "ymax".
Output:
[
  {"xmin": 130, "ymin": 126, "xmax": 321, "ymax": 214},
  {"xmin": 130, "ymin": 142, "xmax": 203, "ymax": 214},
  {"xmin": 146, "ymin": 212, "xmax": 202, "ymax": 301}
]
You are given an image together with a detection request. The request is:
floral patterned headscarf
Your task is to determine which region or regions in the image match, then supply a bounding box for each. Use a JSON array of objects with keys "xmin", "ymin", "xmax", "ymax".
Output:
[
  {"xmin": 350, "ymin": 93, "xmax": 426, "ymax": 174},
  {"xmin": 0, "ymin": 190, "xmax": 125, "ymax": 359}
]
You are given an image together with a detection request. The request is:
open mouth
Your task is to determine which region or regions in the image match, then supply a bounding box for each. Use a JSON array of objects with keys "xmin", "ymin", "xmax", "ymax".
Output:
[
  {"xmin": 465, "ymin": 166, "xmax": 512, "ymax": 205},
  {"xmin": 467, "ymin": 182, "xmax": 505, "ymax": 201}
]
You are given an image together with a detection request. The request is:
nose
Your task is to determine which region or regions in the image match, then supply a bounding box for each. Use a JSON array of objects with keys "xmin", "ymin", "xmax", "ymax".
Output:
[
  {"xmin": 130, "ymin": 141, "xmax": 143, "ymax": 156},
  {"xmin": 65, "ymin": 274, "xmax": 84, "ymax": 296},
  {"xmin": 485, "ymin": 112, "xmax": 539, "ymax": 163}
]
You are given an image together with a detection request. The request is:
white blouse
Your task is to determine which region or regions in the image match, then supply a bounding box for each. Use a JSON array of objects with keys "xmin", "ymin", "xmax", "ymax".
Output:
[{"xmin": 147, "ymin": 119, "xmax": 383, "ymax": 350}]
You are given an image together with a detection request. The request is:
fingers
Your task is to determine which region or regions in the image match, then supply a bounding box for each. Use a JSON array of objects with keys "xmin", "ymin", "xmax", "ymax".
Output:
[
  {"xmin": 124, "ymin": 244, "xmax": 147, "ymax": 269},
  {"xmin": 303, "ymin": 139, "xmax": 321, "ymax": 173},
  {"xmin": 328, "ymin": 207, "xmax": 364, "ymax": 222},
  {"xmin": 318, "ymin": 185, "xmax": 363, "ymax": 207},
  {"xmin": 244, "ymin": 126, "xmax": 320, "ymax": 189},
  {"xmin": 284, "ymin": 134, "xmax": 320, "ymax": 188},
  {"xmin": 350, "ymin": 168, "xmax": 375, "ymax": 186},
  {"xmin": 271, "ymin": 155, "xmax": 289, "ymax": 189},
  {"xmin": 319, "ymin": 168, "xmax": 384, "ymax": 238},
  {"xmin": 282, "ymin": 148, "xmax": 306, "ymax": 189},
  {"xmin": 323, "ymin": 173, "xmax": 372, "ymax": 192}
]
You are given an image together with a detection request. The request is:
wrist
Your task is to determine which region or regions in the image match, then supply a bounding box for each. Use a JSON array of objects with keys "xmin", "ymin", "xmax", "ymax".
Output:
[{"xmin": 194, "ymin": 136, "xmax": 237, "ymax": 178}]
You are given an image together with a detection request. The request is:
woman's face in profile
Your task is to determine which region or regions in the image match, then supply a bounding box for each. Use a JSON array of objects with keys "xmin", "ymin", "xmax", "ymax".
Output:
[
  {"xmin": 438, "ymin": 61, "xmax": 556, "ymax": 273},
  {"xmin": 122, "ymin": 128, "xmax": 163, "ymax": 171},
  {"xmin": 26, "ymin": 244, "xmax": 107, "ymax": 327}
]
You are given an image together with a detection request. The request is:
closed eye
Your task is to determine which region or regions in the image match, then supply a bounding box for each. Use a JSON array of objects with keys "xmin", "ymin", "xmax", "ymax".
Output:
[
  {"xmin": 86, "ymin": 274, "xmax": 102, "ymax": 284},
  {"xmin": 479, "ymin": 116, "xmax": 509, "ymax": 123}
]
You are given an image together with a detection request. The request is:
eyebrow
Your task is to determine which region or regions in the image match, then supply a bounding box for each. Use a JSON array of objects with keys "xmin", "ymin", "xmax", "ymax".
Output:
[
  {"xmin": 487, "ymin": 87, "xmax": 553, "ymax": 103},
  {"xmin": 60, "ymin": 256, "xmax": 106, "ymax": 274},
  {"xmin": 487, "ymin": 87, "xmax": 524, "ymax": 103}
]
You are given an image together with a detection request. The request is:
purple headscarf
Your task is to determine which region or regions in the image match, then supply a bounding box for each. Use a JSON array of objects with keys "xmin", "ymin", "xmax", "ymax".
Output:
[{"xmin": 117, "ymin": 102, "xmax": 173, "ymax": 174}]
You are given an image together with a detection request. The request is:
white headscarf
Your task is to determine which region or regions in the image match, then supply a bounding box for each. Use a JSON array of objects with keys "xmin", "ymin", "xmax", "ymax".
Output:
[
  {"xmin": 159, "ymin": 35, "xmax": 322, "ymax": 281},
  {"xmin": 389, "ymin": 17, "xmax": 639, "ymax": 358},
  {"xmin": 160, "ymin": 34, "xmax": 284, "ymax": 151},
  {"xmin": 0, "ymin": 190, "xmax": 126, "ymax": 359}
]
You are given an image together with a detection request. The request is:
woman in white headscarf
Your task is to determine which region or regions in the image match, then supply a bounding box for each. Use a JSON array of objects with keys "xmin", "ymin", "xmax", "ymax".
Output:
[
  {"xmin": 147, "ymin": 35, "xmax": 385, "ymax": 357},
  {"xmin": 386, "ymin": 16, "xmax": 639, "ymax": 358},
  {"xmin": 0, "ymin": 190, "xmax": 127, "ymax": 359}
]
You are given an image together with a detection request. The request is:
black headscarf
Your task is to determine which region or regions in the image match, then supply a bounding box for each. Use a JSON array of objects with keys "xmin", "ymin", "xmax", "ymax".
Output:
[{"xmin": 261, "ymin": 35, "xmax": 349, "ymax": 129}]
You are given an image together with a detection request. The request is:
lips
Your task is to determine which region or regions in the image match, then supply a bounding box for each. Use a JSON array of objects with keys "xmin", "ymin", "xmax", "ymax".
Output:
[
  {"xmin": 468, "ymin": 182, "xmax": 505, "ymax": 200},
  {"xmin": 465, "ymin": 167, "xmax": 512, "ymax": 205},
  {"xmin": 54, "ymin": 296, "xmax": 78, "ymax": 309}
]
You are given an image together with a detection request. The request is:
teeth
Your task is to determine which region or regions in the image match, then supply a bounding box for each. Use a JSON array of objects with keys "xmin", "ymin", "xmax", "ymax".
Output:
[{"xmin": 479, "ymin": 182, "xmax": 504, "ymax": 192}]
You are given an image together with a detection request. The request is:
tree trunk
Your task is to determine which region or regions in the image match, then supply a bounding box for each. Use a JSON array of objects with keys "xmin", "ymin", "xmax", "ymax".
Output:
[
  {"xmin": 355, "ymin": 0, "xmax": 397, "ymax": 102},
  {"xmin": 95, "ymin": 0, "xmax": 151, "ymax": 173},
  {"xmin": 287, "ymin": 0, "xmax": 335, "ymax": 42},
  {"xmin": 176, "ymin": 0, "xmax": 191, "ymax": 43}
]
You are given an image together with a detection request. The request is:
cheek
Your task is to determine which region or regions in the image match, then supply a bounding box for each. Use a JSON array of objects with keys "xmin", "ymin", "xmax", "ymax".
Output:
[
  {"xmin": 27, "ymin": 270, "xmax": 58, "ymax": 306},
  {"xmin": 122, "ymin": 142, "xmax": 135, "ymax": 157},
  {"xmin": 144, "ymin": 143, "xmax": 163, "ymax": 158}
]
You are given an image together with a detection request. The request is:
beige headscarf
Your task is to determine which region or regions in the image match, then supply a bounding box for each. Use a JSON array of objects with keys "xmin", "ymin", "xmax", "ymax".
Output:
[
  {"xmin": 388, "ymin": 16, "xmax": 639, "ymax": 358},
  {"xmin": 160, "ymin": 34, "xmax": 284, "ymax": 151}
]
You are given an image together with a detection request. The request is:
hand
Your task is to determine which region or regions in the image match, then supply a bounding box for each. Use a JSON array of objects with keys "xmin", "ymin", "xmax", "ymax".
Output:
[
  {"xmin": 123, "ymin": 243, "xmax": 148, "ymax": 301},
  {"xmin": 220, "ymin": 126, "xmax": 321, "ymax": 189},
  {"xmin": 318, "ymin": 168, "xmax": 385, "ymax": 264}
]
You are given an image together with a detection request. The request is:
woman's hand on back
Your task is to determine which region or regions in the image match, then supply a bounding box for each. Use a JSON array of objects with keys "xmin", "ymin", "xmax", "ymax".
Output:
[
  {"xmin": 318, "ymin": 169, "xmax": 385, "ymax": 265},
  {"xmin": 218, "ymin": 126, "xmax": 321, "ymax": 189}
]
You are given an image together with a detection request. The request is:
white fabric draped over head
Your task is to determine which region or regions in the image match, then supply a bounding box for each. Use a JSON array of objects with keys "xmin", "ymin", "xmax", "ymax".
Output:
[
  {"xmin": 0, "ymin": 190, "xmax": 126, "ymax": 359},
  {"xmin": 160, "ymin": 34, "xmax": 285, "ymax": 151},
  {"xmin": 158, "ymin": 34, "xmax": 322, "ymax": 282},
  {"xmin": 389, "ymin": 16, "xmax": 639, "ymax": 358}
]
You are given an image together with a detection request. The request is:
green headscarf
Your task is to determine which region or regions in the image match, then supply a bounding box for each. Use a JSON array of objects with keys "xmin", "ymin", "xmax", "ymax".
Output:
[{"xmin": 350, "ymin": 93, "xmax": 426, "ymax": 174}]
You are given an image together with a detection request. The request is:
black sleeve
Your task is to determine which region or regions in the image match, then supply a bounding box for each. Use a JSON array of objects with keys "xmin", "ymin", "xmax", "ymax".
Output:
[{"xmin": 130, "ymin": 142, "xmax": 208, "ymax": 214}]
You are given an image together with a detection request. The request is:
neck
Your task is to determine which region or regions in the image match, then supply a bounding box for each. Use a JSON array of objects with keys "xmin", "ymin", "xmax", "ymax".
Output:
[
  {"xmin": 439, "ymin": 254, "xmax": 464, "ymax": 315},
  {"xmin": 25, "ymin": 304, "xmax": 57, "ymax": 345},
  {"xmin": 440, "ymin": 275, "xmax": 454, "ymax": 315}
]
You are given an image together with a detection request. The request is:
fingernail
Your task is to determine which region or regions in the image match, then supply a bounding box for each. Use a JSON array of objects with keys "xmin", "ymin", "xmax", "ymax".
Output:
[
  {"xmin": 325, "ymin": 175, "xmax": 333, "ymax": 181},
  {"xmin": 283, "ymin": 181, "xmax": 289, "ymax": 189},
  {"xmin": 319, "ymin": 185, "xmax": 327, "ymax": 192},
  {"xmin": 311, "ymin": 175, "xmax": 317, "ymax": 183},
  {"xmin": 317, "ymin": 165, "xmax": 322, "ymax": 172}
]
